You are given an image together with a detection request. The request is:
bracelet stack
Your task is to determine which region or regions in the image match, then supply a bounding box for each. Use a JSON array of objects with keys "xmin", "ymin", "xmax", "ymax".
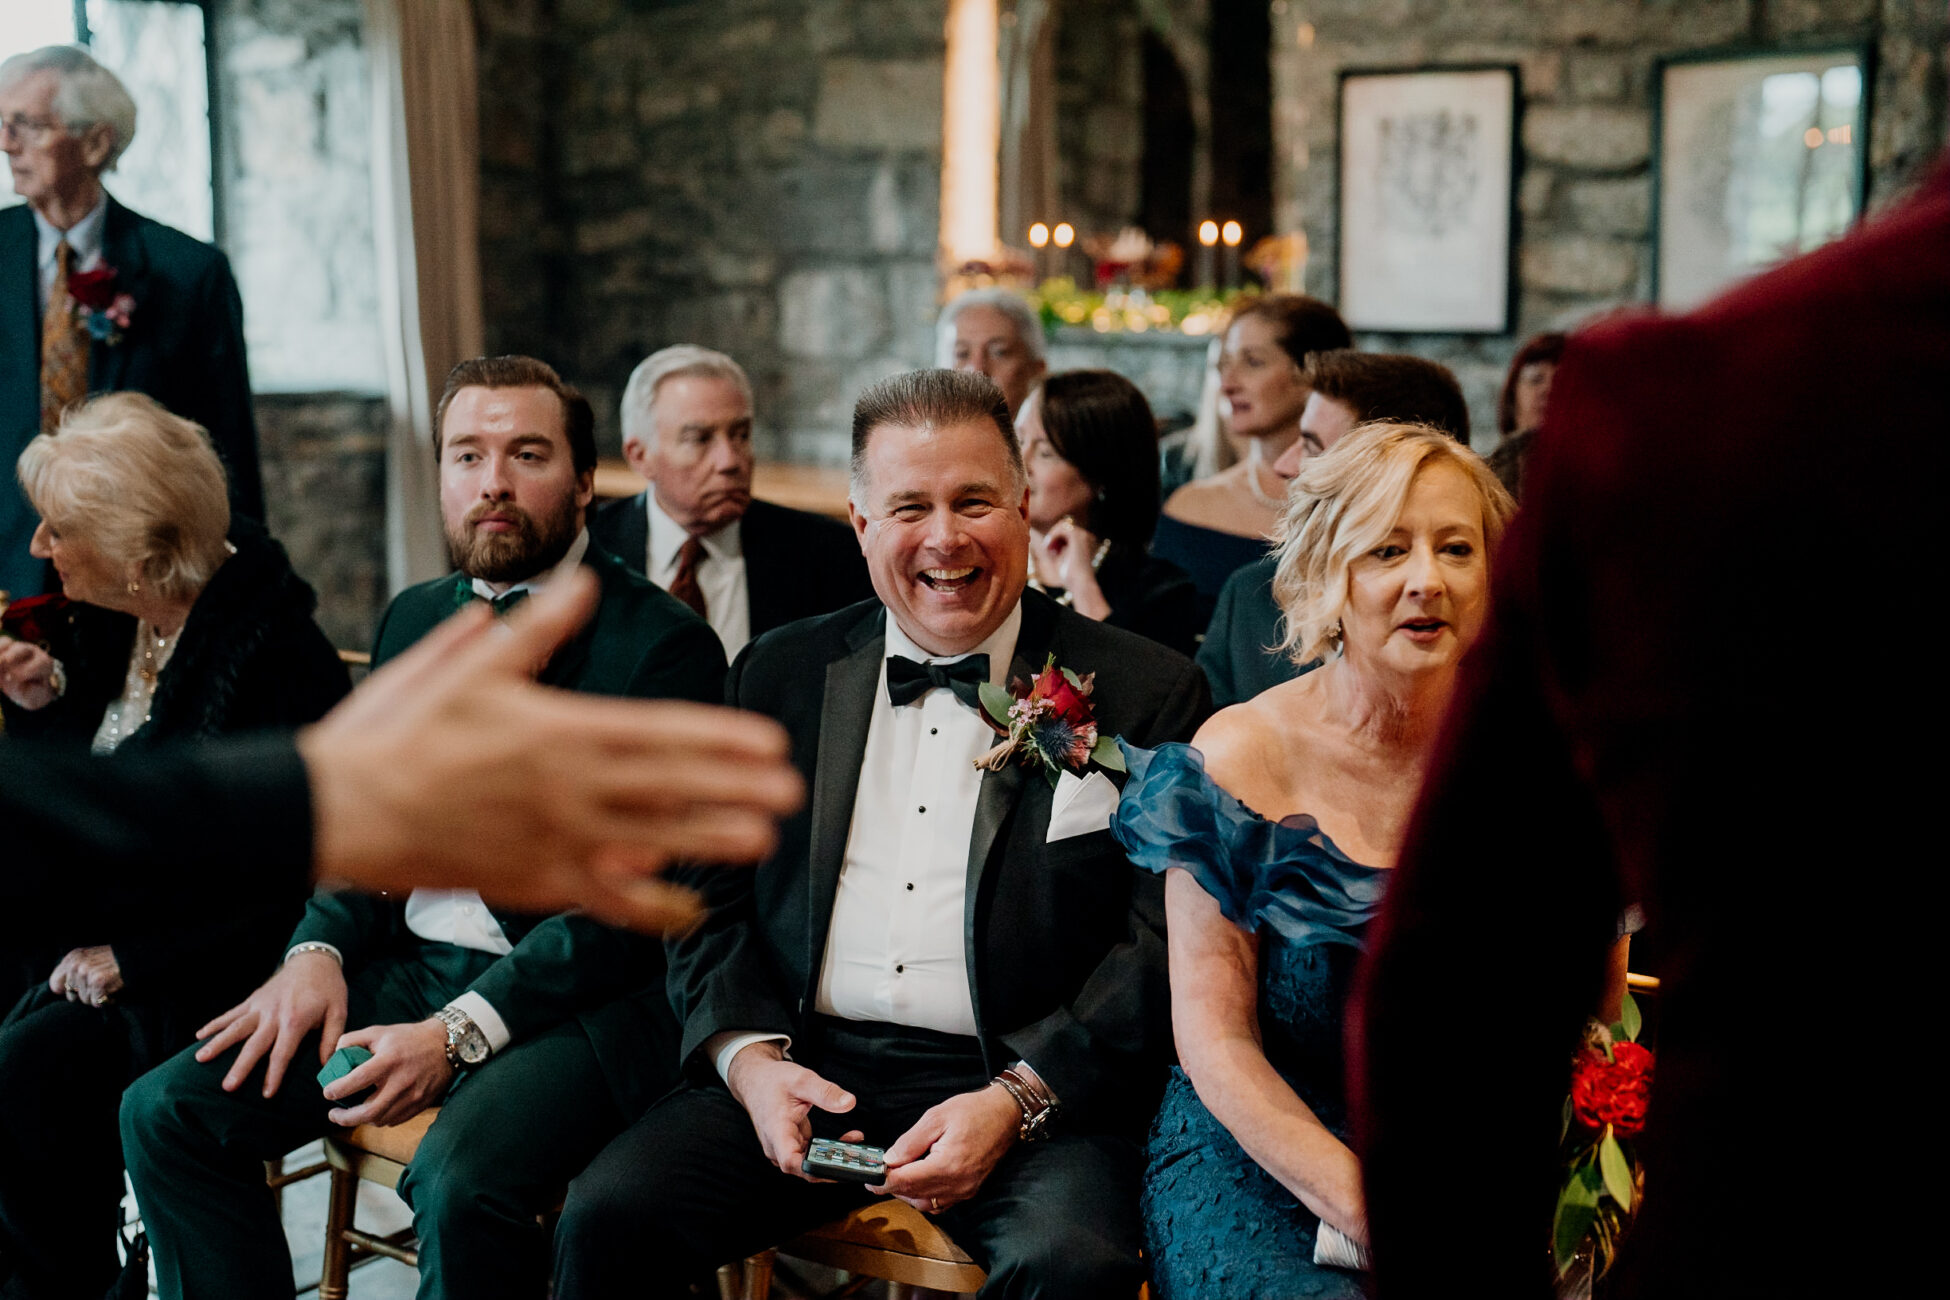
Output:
[{"xmin": 993, "ymin": 1063, "xmax": 1058, "ymax": 1142}]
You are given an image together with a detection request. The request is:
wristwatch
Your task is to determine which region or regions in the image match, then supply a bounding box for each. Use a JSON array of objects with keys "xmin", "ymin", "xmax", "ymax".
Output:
[{"xmin": 434, "ymin": 1006, "xmax": 491, "ymax": 1068}]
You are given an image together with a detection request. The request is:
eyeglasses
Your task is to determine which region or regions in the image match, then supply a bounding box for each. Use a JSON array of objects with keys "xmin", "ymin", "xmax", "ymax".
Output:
[{"xmin": 0, "ymin": 114, "xmax": 63, "ymax": 144}]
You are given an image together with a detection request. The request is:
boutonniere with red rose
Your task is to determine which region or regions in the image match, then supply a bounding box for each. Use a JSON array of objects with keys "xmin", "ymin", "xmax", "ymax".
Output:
[
  {"xmin": 1553, "ymin": 995, "xmax": 1653, "ymax": 1287},
  {"xmin": 67, "ymin": 263, "xmax": 136, "ymax": 346},
  {"xmin": 0, "ymin": 592, "xmax": 72, "ymax": 651},
  {"xmin": 973, "ymin": 656, "xmax": 1127, "ymax": 788}
]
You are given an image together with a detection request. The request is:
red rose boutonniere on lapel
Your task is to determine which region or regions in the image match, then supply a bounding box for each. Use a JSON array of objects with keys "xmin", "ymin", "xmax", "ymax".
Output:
[
  {"xmin": 974, "ymin": 655, "xmax": 1127, "ymax": 788},
  {"xmin": 67, "ymin": 263, "xmax": 135, "ymax": 346}
]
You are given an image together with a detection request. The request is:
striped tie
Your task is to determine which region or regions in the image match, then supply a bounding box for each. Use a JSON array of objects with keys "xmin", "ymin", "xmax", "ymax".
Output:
[{"xmin": 39, "ymin": 241, "xmax": 87, "ymax": 431}]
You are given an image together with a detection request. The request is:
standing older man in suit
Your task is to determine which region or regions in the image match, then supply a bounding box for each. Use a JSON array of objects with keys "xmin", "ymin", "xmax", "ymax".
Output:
[
  {"xmin": 592, "ymin": 345, "xmax": 871, "ymax": 659},
  {"xmin": 0, "ymin": 46, "xmax": 260, "ymax": 601},
  {"xmin": 554, "ymin": 369, "xmax": 1211, "ymax": 1297},
  {"xmin": 1357, "ymin": 158, "xmax": 1950, "ymax": 1299}
]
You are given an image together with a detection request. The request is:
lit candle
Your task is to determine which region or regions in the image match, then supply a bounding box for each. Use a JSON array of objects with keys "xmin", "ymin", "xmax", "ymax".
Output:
[
  {"xmin": 1053, "ymin": 222, "xmax": 1076, "ymax": 284},
  {"xmin": 1197, "ymin": 220, "xmax": 1218, "ymax": 292},
  {"xmin": 1221, "ymin": 220, "xmax": 1243, "ymax": 291},
  {"xmin": 1028, "ymin": 222, "xmax": 1050, "ymax": 284}
]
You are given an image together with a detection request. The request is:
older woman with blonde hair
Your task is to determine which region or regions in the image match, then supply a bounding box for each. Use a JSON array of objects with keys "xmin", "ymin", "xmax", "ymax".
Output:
[
  {"xmin": 0, "ymin": 392, "xmax": 346, "ymax": 1300},
  {"xmin": 1112, "ymin": 423, "xmax": 1515, "ymax": 1299}
]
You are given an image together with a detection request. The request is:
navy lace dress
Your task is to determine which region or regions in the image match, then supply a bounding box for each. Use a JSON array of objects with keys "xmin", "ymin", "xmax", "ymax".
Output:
[{"xmin": 1112, "ymin": 742, "xmax": 1391, "ymax": 1300}]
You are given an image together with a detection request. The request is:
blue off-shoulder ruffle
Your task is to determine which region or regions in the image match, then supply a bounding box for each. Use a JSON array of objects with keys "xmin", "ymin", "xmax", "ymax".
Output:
[{"xmin": 1111, "ymin": 740, "xmax": 1390, "ymax": 950}]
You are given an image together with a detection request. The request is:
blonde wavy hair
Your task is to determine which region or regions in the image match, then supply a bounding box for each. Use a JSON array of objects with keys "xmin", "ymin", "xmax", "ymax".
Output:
[
  {"xmin": 16, "ymin": 393, "xmax": 233, "ymax": 603},
  {"xmin": 1271, "ymin": 422, "xmax": 1515, "ymax": 666}
]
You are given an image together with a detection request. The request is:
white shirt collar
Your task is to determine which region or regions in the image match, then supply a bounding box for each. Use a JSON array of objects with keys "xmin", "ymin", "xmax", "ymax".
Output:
[
  {"xmin": 883, "ymin": 600, "xmax": 1023, "ymax": 691},
  {"xmin": 469, "ymin": 527, "xmax": 591, "ymax": 599},
  {"xmin": 646, "ymin": 489, "xmax": 743, "ymax": 576},
  {"xmin": 34, "ymin": 193, "xmax": 108, "ymax": 272}
]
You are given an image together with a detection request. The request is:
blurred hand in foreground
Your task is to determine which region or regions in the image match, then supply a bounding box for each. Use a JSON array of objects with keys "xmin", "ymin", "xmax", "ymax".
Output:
[{"xmin": 296, "ymin": 569, "xmax": 802, "ymax": 932}]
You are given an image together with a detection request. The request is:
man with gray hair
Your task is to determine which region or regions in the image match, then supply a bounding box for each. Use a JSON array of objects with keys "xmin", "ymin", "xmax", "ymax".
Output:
[
  {"xmin": 590, "ymin": 344, "xmax": 870, "ymax": 658},
  {"xmin": 935, "ymin": 287, "xmax": 1047, "ymax": 419},
  {"xmin": 0, "ymin": 45, "xmax": 261, "ymax": 603}
]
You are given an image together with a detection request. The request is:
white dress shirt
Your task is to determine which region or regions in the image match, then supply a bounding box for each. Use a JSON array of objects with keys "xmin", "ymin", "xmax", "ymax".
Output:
[
  {"xmin": 647, "ymin": 492, "xmax": 750, "ymax": 659},
  {"xmin": 287, "ymin": 530, "xmax": 595, "ymax": 1056},
  {"xmin": 33, "ymin": 196, "xmax": 107, "ymax": 317},
  {"xmin": 710, "ymin": 603, "xmax": 1023, "ymax": 1082}
]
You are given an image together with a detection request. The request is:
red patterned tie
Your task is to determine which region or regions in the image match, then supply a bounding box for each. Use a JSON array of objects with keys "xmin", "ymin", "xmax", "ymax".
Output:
[
  {"xmin": 40, "ymin": 241, "xmax": 87, "ymax": 431},
  {"xmin": 668, "ymin": 536, "xmax": 708, "ymax": 619}
]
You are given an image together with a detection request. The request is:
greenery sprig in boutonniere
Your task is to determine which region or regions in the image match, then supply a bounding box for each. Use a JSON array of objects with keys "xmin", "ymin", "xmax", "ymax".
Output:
[
  {"xmin": 1553, "ymin": 994, "xmax": 1652, "ymax": 1288},
  {"xmin": 974, "ymin": 655, "xmax": 1126, "ymax": 788},
  {"xmin": 67, "ymin": 264, "xmax": 135, "ymax": 346}
]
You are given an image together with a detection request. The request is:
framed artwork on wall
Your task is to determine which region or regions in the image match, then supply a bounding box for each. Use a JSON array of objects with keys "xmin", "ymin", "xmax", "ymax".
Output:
[
  {"xmin": 1336, "ymin": 65, "xmax": 1519, "ymax": 334},
  {"xmin": 1653, "ymin": 45, "xmax": 1874, "ymax": 311}
]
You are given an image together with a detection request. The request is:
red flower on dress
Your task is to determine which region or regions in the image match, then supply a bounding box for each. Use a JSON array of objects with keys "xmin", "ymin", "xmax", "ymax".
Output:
[{"xmin": 1569, "ymin": 1041, "xmax": 1654, "ymax": 1137}]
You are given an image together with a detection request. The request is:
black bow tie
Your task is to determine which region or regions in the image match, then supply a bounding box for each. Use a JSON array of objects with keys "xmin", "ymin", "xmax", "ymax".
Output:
[
  {"xmin": 453, "ymin": 574, "xmax": 530, "ymax": 617},
  {"xmin": 886, "ymin": 654, "xmax": 989, "ymax": 710}
]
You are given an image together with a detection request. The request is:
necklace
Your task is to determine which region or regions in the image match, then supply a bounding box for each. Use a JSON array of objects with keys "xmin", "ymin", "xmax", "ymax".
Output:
[
  {"xmin": 1028, "ymin": 536, "xmax": 1114, "ymax": 607},
  {"xmin": 1242, "ymin": 448, "xmax": 1286, "ymax": 511},
  {"xmin": 92, "ymin": 619, "xmax": 182, "ymax": 754}
]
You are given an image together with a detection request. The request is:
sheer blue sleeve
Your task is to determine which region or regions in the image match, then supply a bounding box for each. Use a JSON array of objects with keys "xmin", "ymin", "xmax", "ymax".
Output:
[{"xmin": 1111, "ymin": 741, "xmax": 1390, "ymax": 950}]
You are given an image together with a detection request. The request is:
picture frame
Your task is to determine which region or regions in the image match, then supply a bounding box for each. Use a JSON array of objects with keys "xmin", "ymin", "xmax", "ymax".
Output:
[
  {"xmin": 1652, "ymin": 45, "xmax": 1874, "ymax": 311},
  {"xmin": 1336, "ymin": 64, "xmax": 1519, "ymax": 335}
]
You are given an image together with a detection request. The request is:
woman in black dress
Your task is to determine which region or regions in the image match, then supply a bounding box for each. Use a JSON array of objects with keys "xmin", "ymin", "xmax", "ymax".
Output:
[
  {"xmin": 0, "ymin": 393, "xmax": 349, "ymax": 1300},
  {"xmin": 1016, "ymin": 370, "xmax": 1200, "ymax": 656}
]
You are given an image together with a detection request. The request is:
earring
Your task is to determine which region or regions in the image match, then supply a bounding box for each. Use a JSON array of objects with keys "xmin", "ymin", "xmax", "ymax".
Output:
[
  {"xmin": 1327, "ymin": 621, "xmax": 1342, "ymax": 643},
  {"xmin": 127, "ymin": 579, "xmax": 140, "ymax": 595}
]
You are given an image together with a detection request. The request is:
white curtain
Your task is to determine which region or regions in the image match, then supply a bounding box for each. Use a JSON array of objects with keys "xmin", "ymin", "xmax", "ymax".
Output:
[{"xmin": 364, "ymin": 0, "xmax": 485, "ymax": 591}]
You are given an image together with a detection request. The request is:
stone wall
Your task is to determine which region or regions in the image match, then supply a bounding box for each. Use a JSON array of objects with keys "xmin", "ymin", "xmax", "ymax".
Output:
[
  {"xmin": 476, "ymin": 0, "xmax": 949, "ymax": 467},
  {"xmin": 255, "ymin": 393, "xmax": 389, "ymax": 654},
  {"xmin": 1271, "ymin": 0, "xmax": 1948, "ymax": 449}
]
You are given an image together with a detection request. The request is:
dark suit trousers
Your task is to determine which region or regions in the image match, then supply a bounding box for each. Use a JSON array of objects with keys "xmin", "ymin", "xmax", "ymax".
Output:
[
  {"xmin": 120, "ymin": 944, "xmax": 630, "ymax": 1300},
  {"xmin": 554, "ymin": 1018, "xmax": 1145, "ymax": 1299},
  {"xmin": 0, "ymin": 996, "xmax": 136, "ymax": 1300}
]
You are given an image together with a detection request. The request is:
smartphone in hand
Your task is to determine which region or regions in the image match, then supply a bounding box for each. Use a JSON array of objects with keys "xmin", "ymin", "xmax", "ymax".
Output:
[{"xmin": 802, "ymin": 1137, "xmax": 888, "ymax": 1183}]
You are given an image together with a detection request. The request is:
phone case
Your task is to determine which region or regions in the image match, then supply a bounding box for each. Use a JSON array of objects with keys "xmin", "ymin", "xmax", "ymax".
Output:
[{"xmin": 801, "ymin": 1138, "xmax": 888, "ymax": 1183}]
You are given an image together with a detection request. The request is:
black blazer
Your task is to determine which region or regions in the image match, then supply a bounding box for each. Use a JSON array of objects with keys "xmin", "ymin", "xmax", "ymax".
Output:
[
  {"xmin": 668, "ymin": 589, "xmax": 1211, "ymax": 1133},
  {"xmin": 1, "ymin": 198, "xmax": 261, "ymax": 600},
  {"xmin": 590, "ymin": 493, "xmax": 874, "ymax": 639},
  {"xmin": 1195, "ymin": 554, "xmax": 1313, "ymax": 707},
  {"xmin": 289, "ymin": 541, "xmax": 727, "ymax": 1115},
  {"xmin": 0, "ymin": 522, "xmax": 348, "ymax": 1010},
  {"xmin": 1089, "ymin": 542, "xmax": 1200, "ymax": 658}
]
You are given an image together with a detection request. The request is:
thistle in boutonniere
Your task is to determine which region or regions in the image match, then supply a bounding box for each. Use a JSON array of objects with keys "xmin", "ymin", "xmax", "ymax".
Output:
[
  {"xmin": 67, "ymin": 264, "xmax": 135, "ymax": 346},
  {"xmin": 973, "ymin": 655, "xmax": 1127, "ymax": 788},
  {"xmin": 1553, "ymin": 994, "xmax": 1653, "ymax": 1288}
]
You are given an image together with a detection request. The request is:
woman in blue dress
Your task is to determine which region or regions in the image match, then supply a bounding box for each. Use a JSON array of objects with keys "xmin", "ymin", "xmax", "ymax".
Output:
[{"xmin": 1113, "ymin": 422, "xmax": 1516, "ymax": 1298}]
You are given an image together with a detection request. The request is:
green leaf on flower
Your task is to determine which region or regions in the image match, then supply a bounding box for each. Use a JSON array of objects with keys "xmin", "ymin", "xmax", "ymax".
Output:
[
  {"xmin": 1091, "ymin": 734, "xmax": 1127, "ymax": 772},
  {"xmin": 1553, "ymin": 1173, "xmax": 1599, "ymax": 1273},
  {"xmin": 1598, "ymin": 1129, "xmax": 1634, "ymax": 1211},
  {"xmin": 1619, "ymin": 993, "xmax": 1642, "ymax": 1042},
  {"xmin": 979, "ymin": 681, "xmax": 1014, "ymax": 727},
  {"xmin": 1560, "ymin": 1094, "xmax": 1573, "ymax": 1144},
  {"xmin": 1060, "ymin": 666, "xmax": 1083, "ymax": 690}
]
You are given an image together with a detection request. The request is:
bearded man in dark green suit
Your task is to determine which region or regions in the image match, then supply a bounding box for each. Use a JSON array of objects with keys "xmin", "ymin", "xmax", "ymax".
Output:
[{"xmin": 120, "ymin": 357, "xmax": 725, "ymax": 1300}]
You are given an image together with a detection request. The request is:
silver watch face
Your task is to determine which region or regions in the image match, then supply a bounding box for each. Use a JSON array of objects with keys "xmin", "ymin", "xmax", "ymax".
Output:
[{"xmin": 456, "ymin": 1025, "xmax": 490, "ymax": 1066}]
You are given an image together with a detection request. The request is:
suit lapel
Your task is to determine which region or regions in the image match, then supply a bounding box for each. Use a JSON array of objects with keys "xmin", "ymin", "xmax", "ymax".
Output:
[
  {"xmin": 741, "ymin": 501, "xmax": 783, "ymax": 635},
  {"xmin": 802, "ymin": 607, "xmax": 885, "ymax": 998},
  {"xmin": 2, "ymin": 207, "xmax": 40, "ymax": 439},
  {"xmin": 961, "ymin": 593, "xmax": 1059, "ymax": 975},
  {"xmin": 90, "ymin": 198, "xmax": 146, "ymax": 394}
]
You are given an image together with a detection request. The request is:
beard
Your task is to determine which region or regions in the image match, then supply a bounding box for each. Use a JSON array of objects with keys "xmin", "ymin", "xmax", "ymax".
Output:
[{"xmin": 445, "ymin": 497, "xmax": 581, "ymax": 583}]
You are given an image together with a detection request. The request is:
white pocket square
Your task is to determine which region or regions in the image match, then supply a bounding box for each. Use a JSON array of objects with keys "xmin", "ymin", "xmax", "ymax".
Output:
[{"xmin": 1046, "ymin": 770, "xmax": 1119, "ymax": 842}]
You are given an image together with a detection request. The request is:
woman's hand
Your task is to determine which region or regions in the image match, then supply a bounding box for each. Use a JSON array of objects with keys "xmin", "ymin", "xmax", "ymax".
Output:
[
  {"xmin": 1036, "ymin": 519, "xmax": 1111, "ymax": 620},
  {"xmin": 49, "ymin": 945, "xmax": 124, "ymax": 1006},
  {"xmin": 0, "ymin": 638, "xmax": 61, "ymax": 710}
]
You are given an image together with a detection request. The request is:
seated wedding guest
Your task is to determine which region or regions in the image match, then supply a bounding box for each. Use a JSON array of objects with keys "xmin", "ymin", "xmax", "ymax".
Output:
[
  {"xmin": 0, "ymin": 393, "xmax": 347, "ymax": 1300},
  {"xmin": 1019, "ymin": 369, "xmax": 1199, "ymax": 655},
  {"xmin": 1155, "ymin": 295, "xmax": 1352, "ymax": 625},
  {"xmin": 121, "ymin": 356, "xmax": 726, "ymax": 1300},
  {"xmin": 1, "ymin": 46, "xmax": 261, "ymax": 603},
  {"xmin": 1359, "ymin": 153, "xmax": 1950, "ymax": 1300},
  {"xmin": 1158, "ymin": 337, "xmax": 1241, "ymax": 500},
  {"xmin": 592, "ymin": 345, "xmax": 871, "ymax": 658},
  {"xmin": 1200, "ymin": 350, "xmax": 1469, "ymax": 707},
  {"xmin": 1113, "ymin": 423, "xmax": 1513, "ymax": 1298},
  {"xmin": 552, "ymin": 369, "xmax": 1210, "ymax": 1298},
  {"xmin": 1482, "ymin": 332, "xmax": 1562, "ymax": 497},
  {"xmin": 936, "ymin": 287, "xmax": 1047, "ymax": 418}
]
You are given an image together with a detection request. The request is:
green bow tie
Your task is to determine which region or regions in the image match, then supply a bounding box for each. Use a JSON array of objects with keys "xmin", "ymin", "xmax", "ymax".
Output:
[{"xmin": 452, "ymin": 574, "xmax": 529, "ymax": 617}]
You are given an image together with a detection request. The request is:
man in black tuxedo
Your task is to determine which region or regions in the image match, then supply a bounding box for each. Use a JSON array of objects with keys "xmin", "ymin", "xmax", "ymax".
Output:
[
  {"xmin": 591, "ymin": 345, "xmax": 871, "ymax": 658},
  {"xmin": 0, "ymin": 46, "xmax": 260, "ymax": 601},
  {"xmin": 1198, "ymin": 350, "xmax": 1469, "ymax": 706},
  {"xmin": 553, "ymin": 369, "xmax": 1211, "ymax": 1297},
  {"xmin": 120, "ymin": 356, "xmax": 724, "ymax": 1300}
]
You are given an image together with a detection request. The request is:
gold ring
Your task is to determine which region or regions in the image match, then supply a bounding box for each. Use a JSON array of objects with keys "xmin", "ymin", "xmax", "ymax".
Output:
[{"xmin": 930, "ymin": 1197, "xmax": 940, "ymax": 1213}]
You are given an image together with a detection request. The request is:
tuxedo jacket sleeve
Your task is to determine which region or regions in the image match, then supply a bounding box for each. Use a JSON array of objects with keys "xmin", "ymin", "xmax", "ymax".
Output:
[{"xmin": 0, "ymin": 735, "xmax": 312, "ymax": 927}]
